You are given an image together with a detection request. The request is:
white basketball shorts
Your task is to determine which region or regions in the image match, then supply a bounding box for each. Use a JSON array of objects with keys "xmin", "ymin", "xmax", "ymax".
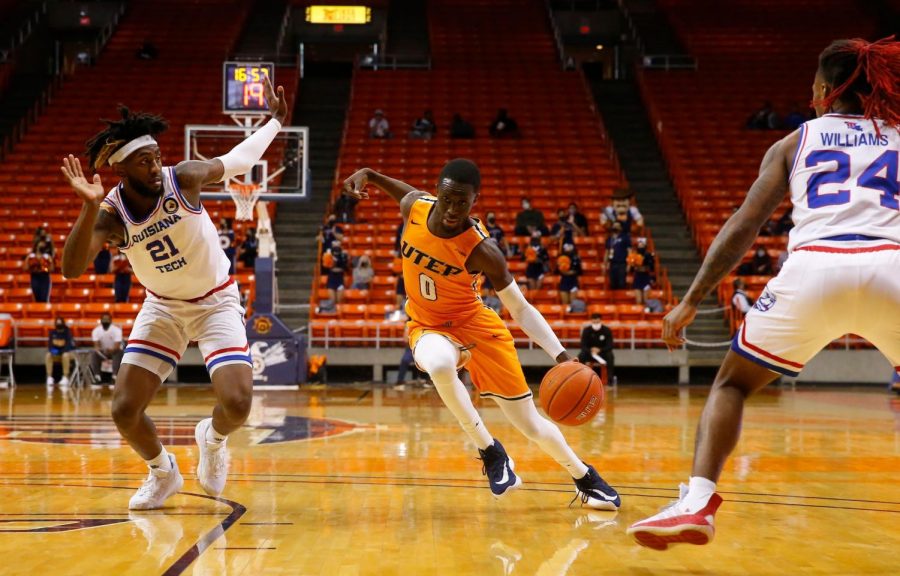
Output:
[
  {"xmin": 122, "ymin": 281, "xmax": 251, "ymax": 381},
  {"xmin": 732, "ymin": 240, "xmax": 900, "ymax": 377}
]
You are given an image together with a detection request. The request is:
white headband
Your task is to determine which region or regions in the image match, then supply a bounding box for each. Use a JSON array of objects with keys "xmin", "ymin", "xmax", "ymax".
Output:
[{"xmin": 108, "ymin": 135, "xmax": 158, "ymax": 165}]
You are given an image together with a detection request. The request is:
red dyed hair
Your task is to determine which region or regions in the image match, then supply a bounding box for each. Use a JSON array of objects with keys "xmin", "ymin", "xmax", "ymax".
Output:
[{"xmin": 815, "ymin": 36, "xmax": 900, "ymax": 133}]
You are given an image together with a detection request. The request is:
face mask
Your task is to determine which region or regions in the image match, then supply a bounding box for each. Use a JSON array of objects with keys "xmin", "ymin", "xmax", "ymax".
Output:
[
  {"xmin": 522, "ymin": 202, "xmax": 531, "ymax": 210},
  {"xmin": 101, "ymin": 321, "xmax": 111, "ymax": 329},
  {"xmin": 333, "ymin": 248, "xmax": 341, "ymax": 255},
  {"xmin": 56, "ymin": 323, "xmax": 65, "ymax": 330},
  {"xmin": 487, "ymin": 217, "xmax": 495, "ymax": 224},
  {"xmin": 592, "ymin": 323, "xmax": 601, "ymax": 330}
]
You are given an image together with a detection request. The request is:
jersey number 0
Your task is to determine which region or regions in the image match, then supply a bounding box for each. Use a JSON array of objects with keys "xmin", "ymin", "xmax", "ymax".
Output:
[{"xmin": 419, "ymin": 273, "xmax": 437, "ymax": 301}]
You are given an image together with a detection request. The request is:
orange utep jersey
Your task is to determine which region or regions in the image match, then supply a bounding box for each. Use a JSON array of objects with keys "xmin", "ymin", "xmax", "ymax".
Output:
[{"xmin": 401, "ymin": 196, "xmax": 490, "ymax": 326}]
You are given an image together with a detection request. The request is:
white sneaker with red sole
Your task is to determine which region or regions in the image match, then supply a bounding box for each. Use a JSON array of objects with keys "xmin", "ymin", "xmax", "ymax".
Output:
[{"xmin": 627, "ymin": 486, "xmax": 723, "ymax": 550}]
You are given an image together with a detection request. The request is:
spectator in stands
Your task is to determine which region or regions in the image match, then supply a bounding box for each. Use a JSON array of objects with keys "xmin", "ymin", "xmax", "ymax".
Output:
[
  {"xmin": 333, "ymin": 194, "xmax": 358, "ymax": 224},
  {"xmin": 568, "ymin": 202, "xmax": 589, "ymax": 235},
  {"xmin": 111, "ymin": 247, "xmax": 132, "ymax": 303},
  {"xmin": 93, "ymin": 242, "xmax": 111, "ymax": 274},
  {"xmin": 606, "ymin": 222, "xmax": 631, "ymax": 290},
  {"xmin": 642, "ymin": 278, "xmax": 664, "ymax": 313},
  {"xmin": 368, "ymin": 109, "xmax": 392, "ymax": 139},
  {"xmin": 484, "ymin": 211, "xmax": 512, "ymax": 256},
  {"xmin": 600, "ymin": 188, "xmax": 643, "ymax": 235},
  {"xmin": 550, "ymin": 209, "xmax": 577, "ymax": 246},
  {"xmin": 31, "ymin": 225, "xmax": 47, "ymax": 252},
  {"xmin": 557, "ymin": 243, "xmax": 582, "ymax": 305},
  {"xmin": 731, "ymin": 278, "xmax": 753, "ymax": 318},
  {"xmin": 352, "ymin": 254, "xmax": 374, "ymax": 289},
  {"xmin": 45, "ymin": 316, "xmax": 74, "ymax": 388},
  {"xmin": 320, "ymin": 213, "xmax": 344, "ymax": 253},
  {"xmin": 774, "ymin": 207, "xmax": 794, "ymax": 235},
  {"xmin": 783, "ymin": 103, "xmax": 807, "ymax": 130},
  {"xmin": 410, "ymin": 110, "xmax": 437, "ymax": 140},
  {"xmin": 324, "ymin": 240, "xmax": 349, "ymax": 303},
  {"xmin": 578, "ymin": 312, "xmax": 615, "ymax": 385},
  {"xmin": 514, "ymin": 198, "xmax": 547, "ymax": 236},
  {"xmin": 136, "ymin": 40, "xmax": 158, "ymax": 60},
  {"xmin": 739, "ymin": 247, "xmax": 774, "ymax": 276},
  {"xmin": 239, "ymin": 228, "xmax": 259, "ymax": 269},
  {"xmin": 746, "ymin": 101, "xmax": 780, "ymax": 130},
  {"xmin": 91, "ymin": 313, "xmax": 123, "ymax": 384},
  {"xmin": 524, "ymin": 232, "xmax": 549, "ymax": 290},
  {"xmin": 449, "ymin": 113, "xmax": 475, "ymax": 139},
  {"xmin": 489, "ymin": 108, "xmax": 519, "ymax": 138},
  {"xmin": 24, "ymin": 240, "xmax": 54, "ymax": 302},
  {"xmin": 629, "ymin": 237, "xmax": 656, "ymax": 305},
  {"xmin": 218, "ymin": 218, "xmax": 236, "ymax": 274}
]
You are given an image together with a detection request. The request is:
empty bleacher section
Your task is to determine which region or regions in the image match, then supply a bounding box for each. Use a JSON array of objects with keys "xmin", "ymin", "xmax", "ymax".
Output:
[
  {"xmin": 0, "ymin": 0, "xmax": 297, "ymax": 348},
  {"xmin": 637, "ymin": 0, "xmax": 879, "ymax": 335},
  {"xmin": 309, "ymin": 0, "xmax": 675, "ymax": 354}
]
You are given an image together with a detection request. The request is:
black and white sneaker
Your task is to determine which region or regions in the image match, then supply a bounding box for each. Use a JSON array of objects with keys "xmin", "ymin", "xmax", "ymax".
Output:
[
  {"xmin": 478, "ymin": 439, "xmax": 522, "ymax": 498},
  {"xmin": 572, "ymin": 464, "xmax": 621, "ymax": 510}
]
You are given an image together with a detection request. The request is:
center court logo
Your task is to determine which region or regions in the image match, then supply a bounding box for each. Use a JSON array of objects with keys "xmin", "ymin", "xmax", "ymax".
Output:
[{"xmin": 754, "ymin": 289, "xmax": 776, "ymax": 312}]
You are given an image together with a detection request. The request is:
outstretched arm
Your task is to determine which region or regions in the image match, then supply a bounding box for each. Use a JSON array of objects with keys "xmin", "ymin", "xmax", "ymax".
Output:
[
  {"xmin": 341, "ymin": 168, "xmax": 429, "ymax": 221},
  {"xmin": 661, "ymin": 130, "xmax": 798, "ymax": 348},
  {"xmin": 176, "ymin": 75, "xmax": 288, "ymax": 201},
  {"xmin": 468, "ymin": 239, "xmax": 572, "ymax": 363},
  {"xmin": 60, "ymin": 155, "xmax": 126, "ymax": 278}
]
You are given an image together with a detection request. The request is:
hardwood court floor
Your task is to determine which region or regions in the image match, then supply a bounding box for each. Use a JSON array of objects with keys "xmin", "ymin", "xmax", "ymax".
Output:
[{"xmin": 0, "ymin": 383, "xmax": 899, "ymax": 575}]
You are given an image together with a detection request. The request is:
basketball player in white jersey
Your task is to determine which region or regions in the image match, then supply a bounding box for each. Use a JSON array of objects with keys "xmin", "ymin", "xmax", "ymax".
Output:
[
  {"xmin": 60, "ymin": 76, "xmax": 288, "ymax": 509},
  {"xmin": 628, "ymin": 37, "xmax": 900, "ymax": 549}
]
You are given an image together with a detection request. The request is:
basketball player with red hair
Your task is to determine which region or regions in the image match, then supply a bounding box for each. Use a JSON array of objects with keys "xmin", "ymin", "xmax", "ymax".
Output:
[{"xmin": 629, "ymin": 37, "xmax": 900, "ymax": 549}]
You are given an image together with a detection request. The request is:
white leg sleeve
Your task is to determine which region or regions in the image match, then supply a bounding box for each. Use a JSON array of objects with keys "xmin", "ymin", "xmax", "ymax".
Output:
[
  {"xmin": 414, "ymin": 334, "xmax": 493, "ymax": 450},
  {"xmin": 494, "ymin": 397, "xmax": 589, "ymax": 479}
]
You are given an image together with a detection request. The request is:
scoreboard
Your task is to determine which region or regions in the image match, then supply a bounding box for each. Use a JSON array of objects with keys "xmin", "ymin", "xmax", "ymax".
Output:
[{"xmin": 223, "ymin": 62, "xmax": 274, "ymax": 114}]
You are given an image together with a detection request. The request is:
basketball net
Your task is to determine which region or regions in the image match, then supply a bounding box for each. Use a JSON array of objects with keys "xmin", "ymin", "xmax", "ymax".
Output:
[{"xmin": 228, "ymin": 182, "xmax": 263, "ymax": 221}]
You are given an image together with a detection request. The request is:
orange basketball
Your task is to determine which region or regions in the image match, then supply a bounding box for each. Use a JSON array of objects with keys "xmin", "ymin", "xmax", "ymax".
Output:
[
  {"xmin": 539, "ymin": 362, "xmax": 604, "ymax": 426},
  {"xmin": 557, "ymin": 254, "xmax": 571, "ymax": 272}
]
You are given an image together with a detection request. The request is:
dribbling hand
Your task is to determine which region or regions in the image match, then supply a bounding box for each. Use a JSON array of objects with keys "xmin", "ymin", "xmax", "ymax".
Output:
[
  {"xmin": 61, "ymin": 155, "xmax": 104, "ymax": 204},
  {"xmin": 341, "ymin": 169, "xmax": 370, "ymax": 200},
  {"xmin": 661, "ymin": 300, "xmax": 697, "ymax": 351}
]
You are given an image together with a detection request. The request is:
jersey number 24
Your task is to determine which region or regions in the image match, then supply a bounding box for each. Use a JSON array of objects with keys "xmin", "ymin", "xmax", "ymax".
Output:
[{"xmin": 806, "ymin": 150, "xmax": 898, "ymax": 210}]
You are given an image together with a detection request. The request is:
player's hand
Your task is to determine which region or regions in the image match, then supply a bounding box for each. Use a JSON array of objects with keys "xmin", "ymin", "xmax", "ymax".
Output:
[
  {"xmin": 341, "ymin": 169, "xmax": 370, "ymax": 200},
  {"xmin": 61, "ymin": 155, "xmax": 104, "ymax": 204},
  {"xmin": 263, "ymin": 75, "xmax": 288, "ymax": 124},
  {"xmin": 661, "ymin": 300, "xmax": 697, "ymax": 351},
  {"xmin": 555, "ymin": 351, "xmax": 578, "ymax": 363}
]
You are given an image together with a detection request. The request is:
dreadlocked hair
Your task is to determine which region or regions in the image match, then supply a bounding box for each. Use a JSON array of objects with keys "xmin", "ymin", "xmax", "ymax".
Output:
[
  {"xmin": 85, "ymin": 106, "xmax": 168, "ymax": 171},
  {"xmin": 815, "ymin": 36, "xmax": 900, "ymax": 134}
]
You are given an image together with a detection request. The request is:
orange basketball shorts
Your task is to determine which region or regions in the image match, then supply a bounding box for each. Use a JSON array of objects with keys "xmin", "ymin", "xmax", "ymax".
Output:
[{"xmin": 408, "ymin": 306, "xmax": 531, "ymax": 401}]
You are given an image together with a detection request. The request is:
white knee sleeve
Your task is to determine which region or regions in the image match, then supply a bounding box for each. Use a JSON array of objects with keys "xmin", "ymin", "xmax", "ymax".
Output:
[{"xmin": 414, "ymin": 334, "xmax": 492, "ymax": 450}]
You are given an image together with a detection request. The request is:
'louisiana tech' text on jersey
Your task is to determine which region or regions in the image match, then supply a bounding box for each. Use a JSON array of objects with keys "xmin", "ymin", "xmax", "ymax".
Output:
[
  {"xmin": 100, "ymin": 167, "xmax": 231, "ymax": 300},
  {"xmin": 788, "ymin": 114, "xmax": 900, "ymax": 251}
]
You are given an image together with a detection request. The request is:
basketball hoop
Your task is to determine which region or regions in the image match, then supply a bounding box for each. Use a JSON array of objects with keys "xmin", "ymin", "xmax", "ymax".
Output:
[{"xmin": 228, "ymin": 182, "xmax": 263, "ymax": 221}]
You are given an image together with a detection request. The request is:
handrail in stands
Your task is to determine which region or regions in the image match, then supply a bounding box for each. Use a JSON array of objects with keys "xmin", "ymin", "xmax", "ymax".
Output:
[{"xmin": 641, "ymin": 54, "xmax": 698, "ymax": 71}]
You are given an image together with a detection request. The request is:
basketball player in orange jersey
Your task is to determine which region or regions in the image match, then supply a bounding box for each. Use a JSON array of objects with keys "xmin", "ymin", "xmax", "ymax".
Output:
[
  {"xmin": 629, "ymin": 37, "xmax": 900, "ymax": 549},
  {"xmin": 342, "ymin": 159, "xmax": 621, "ymax": 509},
  {"xmin": 59, "ymin": 76, "xmax": 288, "ymax": 510}
]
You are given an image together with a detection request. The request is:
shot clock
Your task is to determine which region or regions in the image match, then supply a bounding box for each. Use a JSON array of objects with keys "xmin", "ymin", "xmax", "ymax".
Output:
[{"xmin": 223, "ymin": 62, "xmax": 275, "ymax": 114}]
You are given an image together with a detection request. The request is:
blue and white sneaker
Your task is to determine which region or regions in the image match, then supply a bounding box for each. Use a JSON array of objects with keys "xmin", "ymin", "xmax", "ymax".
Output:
[
  {"xmin": 572, "ymin": 464, "xmax": 621, "ymax": 510},
  {"xmin": 478, "ymin": 439, "xmax": 522, "ymax": 498}
]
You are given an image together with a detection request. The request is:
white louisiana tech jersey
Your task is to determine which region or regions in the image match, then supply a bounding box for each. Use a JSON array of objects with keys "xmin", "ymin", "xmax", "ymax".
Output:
[
  {"xmin": 101, "ymin": 166, "xmax": 231, "ymax": 300},
  {"xmin": 787, "ymin": 114, "xmax": 900, "ymax": 251}
]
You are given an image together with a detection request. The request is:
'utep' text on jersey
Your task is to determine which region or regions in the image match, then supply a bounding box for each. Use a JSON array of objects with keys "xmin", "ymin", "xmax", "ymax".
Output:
[
  {"xmin": 401, "ymin": 196, "xmax": 490, "ymax": 326},
  {"xmin": 100, "ymin": 167, "xmax": 231, "ymax": 300},
  {"xmin": 788, "ymin": 114, "xmax": 900, "ymax": 251}
]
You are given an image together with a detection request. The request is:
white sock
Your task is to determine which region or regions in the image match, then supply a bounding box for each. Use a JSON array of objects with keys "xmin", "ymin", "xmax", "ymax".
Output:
[
  {"xmin": 206, "ymin": 422, "xmax": 227, "ymax": 444},
  {"xmin": 147, "ymin": 447, "xmax": 172, "ymax": 472},
  {"xmin": 683, "ymin": 476, "xmax": 716, "ymax": 511},
  {"xmin": 495, "ymin": 398, "xmax": 589, "ymax": 479}
]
